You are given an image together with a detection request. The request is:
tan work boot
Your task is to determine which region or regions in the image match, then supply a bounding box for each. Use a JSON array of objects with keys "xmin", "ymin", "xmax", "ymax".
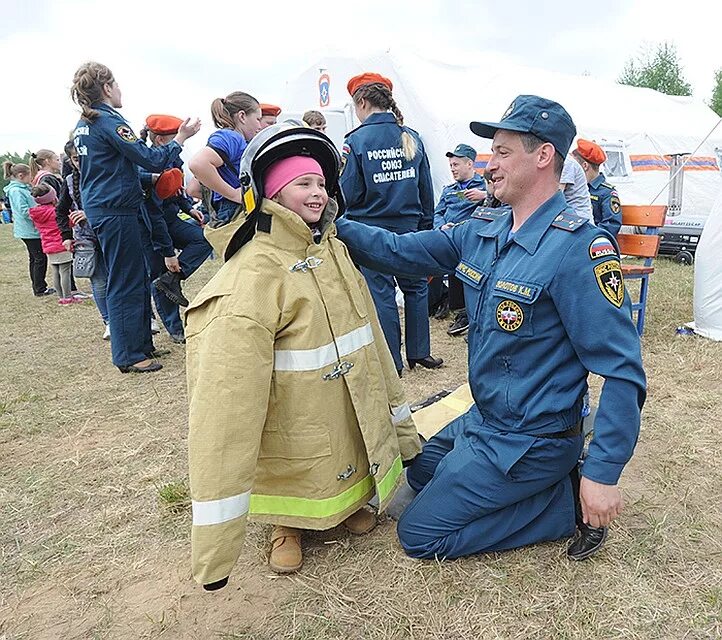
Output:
[
  {"xmin": 269, "ymin": 526, "xmax": 303, "ymax": 574},
  {"xmin": 343, "ymin": 508, "xmax": 377, "ymax": 535}
]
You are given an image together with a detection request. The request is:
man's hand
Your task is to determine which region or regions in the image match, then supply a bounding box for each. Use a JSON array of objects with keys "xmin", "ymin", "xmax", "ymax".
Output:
[
  {"xmin": 63, "ymin": 239, "xmax": 74, "ymax": 252},
  {"xmin": 463, "ymin": 188, "xmax": 487, "ymax": 202},
  {"xmin": 165, "ymin": 256, "xmax": 181, "ymax": 273},
  {"xmin": 441, "ymin": 222, "xmax": 455, "ymax": 230},
  {"xmin": 579, "ymin": 476, "xmax": 624, "ymax": 528}
]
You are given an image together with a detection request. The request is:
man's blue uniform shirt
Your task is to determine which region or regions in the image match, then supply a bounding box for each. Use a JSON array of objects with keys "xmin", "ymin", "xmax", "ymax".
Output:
[
  {"xmin": 433, "ymin": 172, "xmax": 487, "ymax": 228},
  {"xmin": 336, "ymin": 190, "xmax": 646, "ymax": 486}
]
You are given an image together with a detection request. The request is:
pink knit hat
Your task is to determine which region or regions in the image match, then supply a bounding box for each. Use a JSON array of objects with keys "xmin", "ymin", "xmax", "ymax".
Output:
[
  {"xmin": 34, "ymin": 185, "xmax": 58, "ymax": 205},
  {"xmin": 264, "ymin": 156, "xmax": 324, "ymax": 199}
]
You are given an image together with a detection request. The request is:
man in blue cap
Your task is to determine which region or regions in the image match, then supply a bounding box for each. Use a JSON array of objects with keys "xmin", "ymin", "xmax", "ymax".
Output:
[
  {"xmin": 433, "ymin": 144, "xmax": 487, "ymax": 335},
  {"xmin": 335, "ymin": 95, "xmax": 646, "ymax": 561}
]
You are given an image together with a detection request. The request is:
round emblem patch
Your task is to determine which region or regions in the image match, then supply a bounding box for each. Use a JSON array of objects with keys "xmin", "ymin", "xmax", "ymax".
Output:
[
  {"xmin": 496, "ymin": 300, "xmax": 524, "ymax": 331},
  {"xmin": 116, "ymin": 125, "xmax": 137, "ymax": 143}
]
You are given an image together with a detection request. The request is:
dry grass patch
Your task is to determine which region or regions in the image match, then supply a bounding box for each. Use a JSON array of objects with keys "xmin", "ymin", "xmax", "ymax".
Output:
[{"xmin": 0, "ymin": 225, "xmax": 721, "ymax": 639}]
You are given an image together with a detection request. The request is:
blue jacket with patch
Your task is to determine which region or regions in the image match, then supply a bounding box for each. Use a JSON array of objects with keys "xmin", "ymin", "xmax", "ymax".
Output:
[
  {"xmin": 589, "ymin": 172, "xmax": 622, "ymax": 237},
  {"xmin": 340, "ymin": 112, "xmax": 434, "ymax": 232},
  {"xmin": 73, "ymin": 103, "xmax": 183, "ymax": 218},
  {"xmin": 336, "ymin": 190, "xmax": 646, "ymax": 486},
  {"xmin": 433, "ymin": 173, "xmax": 487, "ymax": 228}
]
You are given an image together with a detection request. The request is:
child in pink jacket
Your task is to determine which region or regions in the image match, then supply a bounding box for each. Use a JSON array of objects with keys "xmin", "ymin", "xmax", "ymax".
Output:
[{"xmin": 29, "ymin": 184, "xmax": 78, "ymax": 305}]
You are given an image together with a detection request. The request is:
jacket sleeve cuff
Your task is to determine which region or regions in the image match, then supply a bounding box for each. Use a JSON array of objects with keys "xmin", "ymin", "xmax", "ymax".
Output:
[{"xmin": 580, "ymin": 457, "xmax": 625, "ymax": 485}]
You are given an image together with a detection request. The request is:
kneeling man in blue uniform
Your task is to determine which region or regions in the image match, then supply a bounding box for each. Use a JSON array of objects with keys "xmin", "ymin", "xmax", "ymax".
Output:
[{"xmin": 335, "ymin": 95, "xmax": 646, "ymax": 561}]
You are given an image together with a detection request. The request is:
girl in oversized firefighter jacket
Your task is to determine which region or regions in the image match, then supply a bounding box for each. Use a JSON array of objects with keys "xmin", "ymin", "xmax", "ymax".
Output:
[{"xmin": 185, "ymin": 123, "xmax": 422, "ymax": 589}]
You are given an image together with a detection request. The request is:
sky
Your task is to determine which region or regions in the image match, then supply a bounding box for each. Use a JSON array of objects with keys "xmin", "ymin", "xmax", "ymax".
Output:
[{"xmin": 1, "ymin": 0, "xmax": 719, "ymax": 156}]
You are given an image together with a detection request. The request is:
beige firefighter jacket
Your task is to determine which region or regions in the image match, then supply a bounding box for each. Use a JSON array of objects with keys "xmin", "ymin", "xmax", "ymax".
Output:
[{"xmin": 186, "ymin": 198, "xmax": 422, "ymax": 585}]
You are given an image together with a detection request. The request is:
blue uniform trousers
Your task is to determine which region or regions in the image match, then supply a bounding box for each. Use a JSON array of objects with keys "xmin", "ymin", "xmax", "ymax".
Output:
[
  {"xmin": 166, "ymin": 217, "xmax": 212, "ymax": 279},
  {"xmin": 91, "ymin": 214, "xmax": 154, "ymax": 367},
  {"xmin": 397, "ymin": 405, "xmax": 583, "ymax": 559},
  {"xmin": 138, "ymin": 219, "xmax": 184, "ymax": 338},
  {"xmin": 360, "ymin": 265, "xmax": 430, "ymax": 371}
]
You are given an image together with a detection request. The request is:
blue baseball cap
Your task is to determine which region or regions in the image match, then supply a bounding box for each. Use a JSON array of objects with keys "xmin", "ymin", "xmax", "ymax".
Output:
[
  {"xmin": 470, "ymin": 95, "xmax": 577, "ymax": 157},
  {"xmin": 445, "ymin": 143, "xmax": 477, "ymax": 161}
]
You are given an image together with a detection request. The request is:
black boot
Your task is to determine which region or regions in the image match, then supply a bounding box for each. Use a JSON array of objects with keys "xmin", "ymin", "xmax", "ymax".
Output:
[
  {"xmin": 567, "ymin": 522, "xmax": 608, "ymax": 561},
  {"xmin": 408, "ymin": 356, "xmax": 444, "ymax": 370},
  {"xmin": 154, "ymin": 271, "xmax": 189, "ymax": 307},
  {"xmin": 447, "ymin": 311, "xmax": 469, "ymax": 336}
]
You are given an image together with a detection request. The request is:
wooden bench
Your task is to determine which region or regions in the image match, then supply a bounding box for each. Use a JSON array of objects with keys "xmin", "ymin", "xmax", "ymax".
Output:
[{"xmin": 617, "ymin": 204, "xmax": 667, "ymax": 335}]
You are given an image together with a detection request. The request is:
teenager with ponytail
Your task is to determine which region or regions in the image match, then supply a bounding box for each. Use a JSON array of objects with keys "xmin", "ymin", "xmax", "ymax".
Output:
[
  {"xmin": 70, "ymin": 61, "xmax": 200, "ymax": 373},
  {"xmin": 188, "ymin": 91, "xmax": 263, "ymax": 224},
  {"xmin": 30, "ymin": 149, "xmax": 64, "ymax": 195},
  {"xmin": 340, "ymin": 72, "xmax": 440, "ymax": 376}
]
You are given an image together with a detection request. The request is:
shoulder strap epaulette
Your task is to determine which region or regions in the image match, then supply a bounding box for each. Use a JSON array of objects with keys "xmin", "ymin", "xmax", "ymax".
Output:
[
  {"xmin": 471, "ymin": 207, "xmax": 509, "ymax": 222},
  {"xmin": 601, "ymin": 182, "xmax": 615, "ymax": 189},
  {"xmin": 551, "ymin": 212, "xmax": 587, "ymax": 232}
]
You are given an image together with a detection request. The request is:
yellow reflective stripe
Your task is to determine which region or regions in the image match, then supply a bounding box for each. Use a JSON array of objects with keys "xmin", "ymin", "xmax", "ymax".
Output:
[
  {"xmin": 377, "ymin": 456, "xmax": 403, "ymax": 503},
  {"xmin": 248, "ymin": 456, "xmax": 403, "ymax": 518},
  {"xmin": 250, "ymin": 474, "xmax": 374, "ymax": 518},
  {"xmin": 440, "ymin": 396, "xmax": 473, "ymax": 413}
]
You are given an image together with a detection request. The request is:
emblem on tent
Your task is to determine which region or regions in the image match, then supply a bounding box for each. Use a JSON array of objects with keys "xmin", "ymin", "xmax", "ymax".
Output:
[{"xmin": 319, "ymin": 72, "xmax": 330, "ymax": 107}]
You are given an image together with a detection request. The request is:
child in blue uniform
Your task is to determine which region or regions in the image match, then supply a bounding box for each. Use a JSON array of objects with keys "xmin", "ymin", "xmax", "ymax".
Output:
[
  {"xmin": 70, "ymin": 61, "xmax": 200, "ymax": 373},
  {"xmin": 341, "ymin": 72, "xmax": 440, "ymax": 375},
  {"xmin": 189, "ymin": 92, "xmax": 263, "ymax": 224},
  {"xmin": 138, "ymin": 114, "xmax": 213, "ymax": 342}
]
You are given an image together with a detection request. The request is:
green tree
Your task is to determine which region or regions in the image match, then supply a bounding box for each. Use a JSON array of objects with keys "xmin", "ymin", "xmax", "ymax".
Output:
[
  {"xmin": 618, "ymin": 42, "xmax": 692, "ymax": 96},
  {"xmin": 710, "ymin": 68, "xmax": 722, "ymax": 117},
  {"xmin": 0, "ymin": 151, "xmax": 32, "ymax": 196}
]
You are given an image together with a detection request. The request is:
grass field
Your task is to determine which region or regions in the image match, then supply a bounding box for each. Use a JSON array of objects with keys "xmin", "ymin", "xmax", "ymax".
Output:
[{"xmin": 0, "ymin": 223, "xmax": 720, "ymax": 639}]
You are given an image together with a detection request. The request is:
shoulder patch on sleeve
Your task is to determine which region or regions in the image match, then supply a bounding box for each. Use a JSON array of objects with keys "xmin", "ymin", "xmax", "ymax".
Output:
[
  {"xmin": 471, "ymin": 207, "xmax": 508, "ymax": 222},
  {"xmin": 116, "ymin": 125, "xmax": 137, "ymax": 143},
  {"xmin": 551, "ymin": 212, "xmax": 587, "ymax": 231},
  {"xmin": 593, "ymin": 259, "xmax": 625, "ymax": 308},
  {"xmin": 610, "ymin": 194, "xmax": 621, "ymax": 214},
  {"xmin": 589, "ymin": 236, "xmax": 618, "ymax": 260}
]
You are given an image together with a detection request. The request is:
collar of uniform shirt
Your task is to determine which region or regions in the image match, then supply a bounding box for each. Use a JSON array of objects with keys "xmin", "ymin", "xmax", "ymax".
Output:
[
  {"xmin": 475, "ymin": 190, "xmax": 570, "ymax": 256},
  {"xmin": 361, "ymin": 112, "xmax": 397, "ymax": 126},
  {"xmin": 589, "ymin": 173, "xmax": 606, "ymax": 189}
]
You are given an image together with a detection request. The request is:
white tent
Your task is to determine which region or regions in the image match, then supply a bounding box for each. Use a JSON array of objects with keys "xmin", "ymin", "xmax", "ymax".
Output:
[
  {"xmin": 688, "ymin": 188, "xmax": 722, "ymax": 340},
  {"xmin": 282, "ymin": 50, "xmax": 722, "ymax": 219}
]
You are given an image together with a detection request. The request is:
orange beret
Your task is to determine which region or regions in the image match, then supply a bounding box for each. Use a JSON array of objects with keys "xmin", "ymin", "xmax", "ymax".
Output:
[
  {"xmin": 575, "ymin": 139, "xmax": 606, "ymax": 165},
  {"xmin": 145, "ymin": 114, "xmax": 184, "ymax": 135},
  {"xmin": 347, "ymin": 72, "xmax": 393, "ymax": 97},
  {"xmin": 260, "ymin": 103, "xmax": 281, "ymax": 117},
  {"xmin": 155, "ymin": 168, "xmax": 184, "ymax": 200}
]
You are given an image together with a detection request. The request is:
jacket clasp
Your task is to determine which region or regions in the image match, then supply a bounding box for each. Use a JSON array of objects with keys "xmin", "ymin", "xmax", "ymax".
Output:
[
  {"xmin": 337, "ymin": 464, "xmax": 357, "ymax": 481},
  {"xmin": 322, "ymin": 360, "xmax": 354, "ymax": 381},
  {"xmin": 289, "ymin": 256, "xmax": 324, "ymax": 273}
]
